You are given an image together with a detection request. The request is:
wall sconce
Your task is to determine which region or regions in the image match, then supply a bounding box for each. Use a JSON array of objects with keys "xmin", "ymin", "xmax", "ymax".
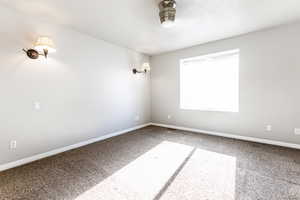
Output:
[
  {"xmin": 133, "ymin": 62, "xmax": 151, "ymax": 74},
  {"xmin": 23, "ymin": 36, "xmax": 56, "ymax": 59}
]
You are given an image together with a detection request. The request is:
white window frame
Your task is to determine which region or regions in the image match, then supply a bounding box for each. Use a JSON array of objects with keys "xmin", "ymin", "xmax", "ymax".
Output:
[{"xmin": 180, "ymin": 49, "xmax": 240, "ymax": 113}]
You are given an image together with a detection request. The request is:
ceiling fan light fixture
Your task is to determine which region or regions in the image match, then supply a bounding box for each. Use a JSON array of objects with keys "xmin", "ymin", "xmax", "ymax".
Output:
[
  {"xmin": 161, "ymin": 19, "xmax": 175, "ymax": 28},
  {"xmin": 159, "ymin": 0, "xmax": 176, "ymax": 28}
]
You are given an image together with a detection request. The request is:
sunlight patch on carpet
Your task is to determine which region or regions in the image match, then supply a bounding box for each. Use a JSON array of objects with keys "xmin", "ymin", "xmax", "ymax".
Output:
[{"xmin": 75, "ymin": 141, "xmax": 193, "ymax": 200}]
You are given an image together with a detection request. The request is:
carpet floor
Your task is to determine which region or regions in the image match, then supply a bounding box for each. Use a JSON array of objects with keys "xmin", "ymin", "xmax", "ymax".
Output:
[{"xmin": 1, "ymin": 126, "xmax": 300, "ymax": 200}]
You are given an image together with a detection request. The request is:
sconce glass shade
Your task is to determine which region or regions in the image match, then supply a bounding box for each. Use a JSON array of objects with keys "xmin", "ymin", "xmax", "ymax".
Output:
[
  {"xmin": 142, "ymin": 63, "xmax": 151, "ymax": 71},
  {"xmin": 34, "ymin": 37, "xmax": 56, "ymax": 53}
]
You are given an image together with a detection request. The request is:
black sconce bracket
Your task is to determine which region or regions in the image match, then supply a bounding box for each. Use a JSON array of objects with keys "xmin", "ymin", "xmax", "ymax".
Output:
[
  {"xmin": 23, "ymin": 48, "xmax": 49, "ymax": 59},
  {"xmin": 132, "ymin": 69, "xmax": 148, "ymax": 74}
]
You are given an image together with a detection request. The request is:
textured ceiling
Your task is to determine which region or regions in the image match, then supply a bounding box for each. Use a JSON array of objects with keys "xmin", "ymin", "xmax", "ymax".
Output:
[{"xmin": 2, "ymin": 0, "xmax": 300, "ymax": 55}]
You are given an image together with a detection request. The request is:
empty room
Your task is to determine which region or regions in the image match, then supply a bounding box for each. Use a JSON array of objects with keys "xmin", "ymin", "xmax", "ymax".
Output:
[{"xmin": 1, "ymin": 0, "xmax": 300, "ymax": 199}]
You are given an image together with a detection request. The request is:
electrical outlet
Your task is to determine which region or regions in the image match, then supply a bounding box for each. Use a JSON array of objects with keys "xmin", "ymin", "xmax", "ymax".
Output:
[
  {"xmin": 295, "ymin": 128, "xmax": 300, "ymax": 135},
  {"xmin": 167, "ymin": 115, "xmax": 172, "ymax": 119},
  {"xmin": 266, "ymin": 125, "xmax": 272, "ymax": 132},
  {"xmin": 34, "ymin": 102, "xmax": 41, "ymax": 110},
  {"xmin": 134, "ymin": 115, "xmax": 140, "ymax": 121},
  {"xmin": 10, "ymin": 140, "xmax": 17, "ymax": 149}
]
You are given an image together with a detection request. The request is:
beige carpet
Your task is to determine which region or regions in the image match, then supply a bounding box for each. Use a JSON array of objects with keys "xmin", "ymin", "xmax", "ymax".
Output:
[{"xmin": 1, "ymin": 126, "xmax": 300, "ymax": 200}]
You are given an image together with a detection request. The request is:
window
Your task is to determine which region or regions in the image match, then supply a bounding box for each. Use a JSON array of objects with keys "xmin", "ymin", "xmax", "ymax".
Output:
[{"xmin": 180, "ymin": 49, "xmax": 239, "ymax": 112}]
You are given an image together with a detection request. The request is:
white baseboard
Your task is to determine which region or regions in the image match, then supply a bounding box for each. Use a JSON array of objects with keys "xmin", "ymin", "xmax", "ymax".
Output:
[
  {"xmin": 2, "ymin": 122, "xmax": 299, "ymax": 172},
  {"xmin": 0, "ymin": 123, "xmax": 151, "ymax": 172},
  {"xmin": 151, "ymin": 123, "xmax": 300, "ymax": 150}
]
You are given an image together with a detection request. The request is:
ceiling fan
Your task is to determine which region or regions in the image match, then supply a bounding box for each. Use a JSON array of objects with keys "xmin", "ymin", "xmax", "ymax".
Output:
[{"xmin": 159, "ymin": 0, "xmax": 177, "ymax": 28}]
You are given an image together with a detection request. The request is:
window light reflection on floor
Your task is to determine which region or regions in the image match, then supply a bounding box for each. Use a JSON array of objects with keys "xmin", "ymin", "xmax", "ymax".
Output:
[{"xmin": 75, "ymin": 141, "xmax": 236, "ymax": 200}]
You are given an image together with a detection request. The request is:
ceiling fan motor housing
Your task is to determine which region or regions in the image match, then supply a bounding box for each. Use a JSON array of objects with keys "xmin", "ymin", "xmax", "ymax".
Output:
[{"xmin": 159, "ymin": 0, "xmax": 176, "ymax": 24}]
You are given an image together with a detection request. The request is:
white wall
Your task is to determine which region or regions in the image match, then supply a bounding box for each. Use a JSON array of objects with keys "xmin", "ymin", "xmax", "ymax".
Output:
[
  {"xmin": 151, "ymin": 22, "xmax": 300, "ymax": 145},
  {"xmin": 0, "ymin": 5, "xmax": 151, "ymax": 165}
]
